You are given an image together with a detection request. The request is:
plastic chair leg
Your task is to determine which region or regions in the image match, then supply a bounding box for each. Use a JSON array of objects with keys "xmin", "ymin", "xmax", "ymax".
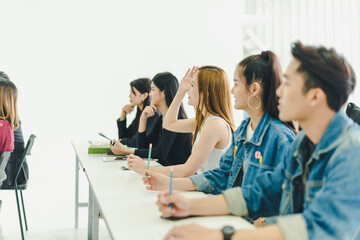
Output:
[
  {"xmin": 15, "ymin": 187, "xmax": 25, "ymax": 240},
  {"xmin": 20, "ymin": 190, "xmax": 28, "ymax": 231}
]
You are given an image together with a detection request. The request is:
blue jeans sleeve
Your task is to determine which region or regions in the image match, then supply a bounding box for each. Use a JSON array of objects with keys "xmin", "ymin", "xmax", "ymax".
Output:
[{"xmin": 189, "ymin": 174, "xmax": 215, "ymax": 193}]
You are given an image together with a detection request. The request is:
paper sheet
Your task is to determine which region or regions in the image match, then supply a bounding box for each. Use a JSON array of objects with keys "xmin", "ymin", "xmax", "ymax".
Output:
[
  {"xmin": 150, "ymin": 216, "xmax": 255, "ymax": 238},
  {"xmin": 116, "ymin": 170, "xmax": 141, "ymax": 177},
  {"xmin": 114, "ymin": 191, "xmax": 158, "ymax": 204}
]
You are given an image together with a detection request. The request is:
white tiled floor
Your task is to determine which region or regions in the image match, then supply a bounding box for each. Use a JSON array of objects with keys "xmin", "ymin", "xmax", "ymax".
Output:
[{"xmin": 0, "ymin": 139, "xmax": 111, "ymax": 239}]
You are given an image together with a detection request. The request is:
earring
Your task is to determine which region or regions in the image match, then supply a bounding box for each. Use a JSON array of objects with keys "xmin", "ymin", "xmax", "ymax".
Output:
[
  {"xmin": 247, "ymin": 94, "xmax": 261, "ymax": 110},
  {"xmin": 310, "ymin": 101, "xmax": 316, "ymax": 107}
]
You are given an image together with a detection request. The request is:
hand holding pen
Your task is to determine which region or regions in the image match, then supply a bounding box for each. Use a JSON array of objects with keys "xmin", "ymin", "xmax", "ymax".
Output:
[{"xmin": 156, "ymin": 190, "xmax": 191, "ymax": 218}]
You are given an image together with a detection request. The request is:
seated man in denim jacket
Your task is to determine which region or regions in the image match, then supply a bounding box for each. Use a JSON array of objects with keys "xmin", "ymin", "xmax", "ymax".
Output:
[{"xmin": 157, "ymin": 42, "xmax": 360, "ymax": 240}]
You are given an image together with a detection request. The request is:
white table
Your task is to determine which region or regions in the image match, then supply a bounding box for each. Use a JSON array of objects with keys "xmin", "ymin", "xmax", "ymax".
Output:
[{"xmin": 72, "ymin": 140, "xmax": 254, "ymax": 240}]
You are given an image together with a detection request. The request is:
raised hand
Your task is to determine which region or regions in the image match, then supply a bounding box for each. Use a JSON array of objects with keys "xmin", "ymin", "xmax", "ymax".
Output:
[
  {"xmin": 142, "ymin": 170, "xmax": 170, "ymax": 191},
  {"xmin": 179, "ymin": 66, "xmax": 198, "ymax": 93}
]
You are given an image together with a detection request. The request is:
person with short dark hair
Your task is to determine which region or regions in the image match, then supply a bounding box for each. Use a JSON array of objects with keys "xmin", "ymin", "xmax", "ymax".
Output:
[{"xmin": 157, "ymin": 42, "xmax": 360, "ymax": 240}]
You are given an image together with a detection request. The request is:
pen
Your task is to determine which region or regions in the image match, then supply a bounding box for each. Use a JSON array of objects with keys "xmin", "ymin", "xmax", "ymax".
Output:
[
  {"xmin": 146, "ymin": 143, "xmax": 152, "ymax": 178},
  {"xmin": 169, "ymin": 167, "xmax": 174, "ymax": 209},
  {"xmin": 233, "ymin": 146, "xmax": 238, "ymax": 158}
]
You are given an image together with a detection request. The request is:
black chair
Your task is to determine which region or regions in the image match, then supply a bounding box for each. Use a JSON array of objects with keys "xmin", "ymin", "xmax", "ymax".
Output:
[
  {"xmin": 0, "ymin": 151, "xmax": 12, "ymax": 187},
  {"xmin": 1, "ymin": 135, "xmax": 36, "ymax": 240},
  {"xmin": 346, "ymin": 102, "xmax": 360, "ymax": 124}
]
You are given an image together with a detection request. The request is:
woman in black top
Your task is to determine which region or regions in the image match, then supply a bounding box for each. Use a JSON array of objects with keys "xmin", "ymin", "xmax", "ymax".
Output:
[
  {"xmin": 111, "ymin": 72, "xmax": 192, "ymax": 166},
  {"xmin": 117, "ymin": 78, "xmax": 151, "ymax": 147}
]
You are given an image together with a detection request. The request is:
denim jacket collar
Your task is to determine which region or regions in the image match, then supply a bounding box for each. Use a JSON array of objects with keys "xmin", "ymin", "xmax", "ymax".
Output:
[
  {"xmin": 294, "ymin": 110, "xmax": 352, "ymax": 161},
  {"xmin": 236, "ymin": 112, "xmax": 272, "ymax": 146}
]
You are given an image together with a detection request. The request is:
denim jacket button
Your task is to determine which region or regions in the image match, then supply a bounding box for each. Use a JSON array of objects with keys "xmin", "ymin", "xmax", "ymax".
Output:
[{"xmin": 229, "ymin": 171, "xmax": 232, "ymax": 176}]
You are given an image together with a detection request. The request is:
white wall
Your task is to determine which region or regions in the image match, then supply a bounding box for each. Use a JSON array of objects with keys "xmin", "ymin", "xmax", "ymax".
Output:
[
  {"xmin": 1, "ymin": 0, "xmax": 359, "ymax": 233},
  {"xmin": 245, "ymin": 0, "xmax": 360, "ymax": 104},
  {"xmin": 0, "ymin": 0, "xmax": 247, "ymax": 232}
]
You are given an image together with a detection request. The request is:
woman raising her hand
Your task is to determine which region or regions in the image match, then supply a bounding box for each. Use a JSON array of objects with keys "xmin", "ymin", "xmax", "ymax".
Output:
[{"xmin": 127, "ymin": 66, "xmax": 235, "ymax": 177}]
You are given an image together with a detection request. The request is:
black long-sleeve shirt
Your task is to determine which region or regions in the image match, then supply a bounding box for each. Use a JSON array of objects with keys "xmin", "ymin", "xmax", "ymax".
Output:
[
  {"xmin": 135, "ymin": 115, "xmax": 192, "ymax": 166},
  {"xmin": 117, "ymin": 108, "xmax": 143, "ymax": 147}
]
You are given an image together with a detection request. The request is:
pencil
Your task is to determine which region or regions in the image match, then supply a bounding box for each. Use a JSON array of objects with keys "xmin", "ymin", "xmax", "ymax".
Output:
[
  {"xmin": 146, "ymin": 143, "xmax": 152, "ymax": 178},
  {"xmin": 169, "ymin": 167, "xmax": 174, "ymax": 209}
]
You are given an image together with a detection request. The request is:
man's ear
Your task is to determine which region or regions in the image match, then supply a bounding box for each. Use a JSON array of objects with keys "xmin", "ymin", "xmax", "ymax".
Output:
[{"xmin": 307, "ymin": 88, "xmax": 326, "ymax": 107}]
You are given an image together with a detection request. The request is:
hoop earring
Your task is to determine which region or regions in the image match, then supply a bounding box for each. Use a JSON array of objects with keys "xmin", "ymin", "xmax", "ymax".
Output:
[{"xmin": 247, "ymin": 94, "xmax": 261, "ymax": 110}]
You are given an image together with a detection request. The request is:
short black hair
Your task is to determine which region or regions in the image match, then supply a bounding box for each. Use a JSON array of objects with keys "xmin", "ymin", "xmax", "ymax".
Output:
[{"xmin": 291, "ymin": 41, "xmax": 356, "ymax": 111}]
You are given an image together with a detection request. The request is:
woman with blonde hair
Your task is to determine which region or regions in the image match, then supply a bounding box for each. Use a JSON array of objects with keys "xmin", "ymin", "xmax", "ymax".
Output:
[
  {"xmin": 127, "ymin": 65, "xmax": 235, "ymax": 177},
  {"xmin": 0, "ymin": 78, "xmax": 19, "ymax": 155},
  {"xmin": 0, "ymin": 77, "xmax": 19, "ymax": 191}
]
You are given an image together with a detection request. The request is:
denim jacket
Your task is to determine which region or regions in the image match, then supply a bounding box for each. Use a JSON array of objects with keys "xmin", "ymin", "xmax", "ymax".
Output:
[
  {"xmin": 223, "ymin": 111, "xmax": 360, "ymax": 240},
  {"xmin": 190, "ymin": 112, "xmax": 295, "ymax": 195}
]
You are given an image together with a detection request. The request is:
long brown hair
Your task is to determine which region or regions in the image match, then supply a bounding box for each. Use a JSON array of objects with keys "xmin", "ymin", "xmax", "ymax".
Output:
[
  {"xmin": 193, "ymin": 66, "xmax": 235, "ymax": 145},
  {"xmin": 0, "ymin": 78, "xmax": 19, "ymax": 130}
]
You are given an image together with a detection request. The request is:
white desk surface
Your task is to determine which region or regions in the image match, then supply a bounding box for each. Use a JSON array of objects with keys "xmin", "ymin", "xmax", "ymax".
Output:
[{"xmin": 72, "ymin": 140, "xmax": 254, "ymax": 240}]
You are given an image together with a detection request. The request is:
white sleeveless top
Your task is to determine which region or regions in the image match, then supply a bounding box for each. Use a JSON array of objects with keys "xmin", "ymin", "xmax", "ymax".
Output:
[{"xmin": 192, "ymin": 115, "xmax": 232, "ymax": 174}]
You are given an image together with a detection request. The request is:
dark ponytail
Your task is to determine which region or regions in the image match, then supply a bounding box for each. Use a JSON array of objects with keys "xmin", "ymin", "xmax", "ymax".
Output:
[
  {"xmin": 239, "ymin": 51, "xmax": 282, "ymax": 119},
  {"xmin": 239, "ymin": 51, "xmax": 296, "ymax": 132}
]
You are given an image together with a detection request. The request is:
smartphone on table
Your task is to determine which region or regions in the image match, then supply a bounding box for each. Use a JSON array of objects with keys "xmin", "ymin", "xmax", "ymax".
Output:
[{"xmin": 98, "ymin": 132, "xmax": 116, "ymax": 146}]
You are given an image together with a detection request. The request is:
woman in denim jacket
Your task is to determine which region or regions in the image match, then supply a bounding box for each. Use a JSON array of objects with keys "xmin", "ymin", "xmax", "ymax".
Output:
[
  {"xmin": 157, "ymin": 42, "xmax": 360, "ymax": 240},
  {"xmin": 143, "ymin": 52, "xmax": 296, "ymax": 195}
]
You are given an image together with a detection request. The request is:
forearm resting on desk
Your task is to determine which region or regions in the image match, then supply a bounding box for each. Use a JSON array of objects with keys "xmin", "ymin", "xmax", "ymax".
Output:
[
  {"xmin": 232, "ymin": 225, "xmax": 284, "ymax": 240},
  {"xmin": 150, "ymin": 163, "xmax": 198, "ymax": 178},
  {"xmin": 174, "ymin": 178, "xmax": 197, "ymax": 191},
  {"xmin": 189, "ymin": 194, "xmax": 231, "ymax": 216}
]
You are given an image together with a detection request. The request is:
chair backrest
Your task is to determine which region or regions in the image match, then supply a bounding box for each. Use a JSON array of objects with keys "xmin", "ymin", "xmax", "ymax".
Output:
[
  {"xmin": 346, "ymin": 102, "xmax": 360, "ymax": 125},
  {"xmin": 0, "ymin": 169, "xmax": 6, "ymax": 182},
  {"xmin": 0, "ymin": 151, "xmax": 12, "ymax": 170},
  {"xmin": 0, "ymin": 151, "xmax": 12, "ymax": 185},
  {"xmin": 15, "ymin": 134, "xmax": 36, "ymax": 183}
]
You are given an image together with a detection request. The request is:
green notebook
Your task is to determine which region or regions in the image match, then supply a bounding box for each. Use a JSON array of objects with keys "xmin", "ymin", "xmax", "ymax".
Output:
[{"xmin": 88, "ymin": 144, "xmax": 112, "ymax": 154}]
